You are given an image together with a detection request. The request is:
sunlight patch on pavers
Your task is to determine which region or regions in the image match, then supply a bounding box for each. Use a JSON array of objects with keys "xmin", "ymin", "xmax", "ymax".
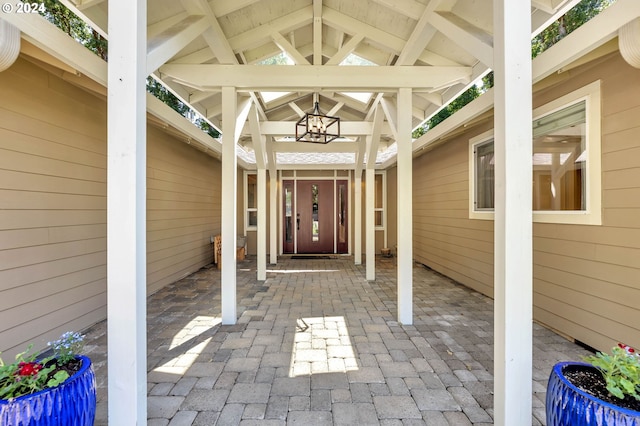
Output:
[
  {"xmin": 151, "ymin": 337, "xmax": 212, "ymax": 376},
  {"xmin": 169, "ymin": 316, "xmax": 221, "ymax": 349},
  {"xmin": 289, "ymin": 316, "xmax": 359, "ymax": 377}
]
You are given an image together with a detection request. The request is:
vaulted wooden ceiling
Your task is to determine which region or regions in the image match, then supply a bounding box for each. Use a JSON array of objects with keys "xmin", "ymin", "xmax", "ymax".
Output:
[{"xmin": 61, "ymin": 0, "xmax": 580, "ymax": 169}]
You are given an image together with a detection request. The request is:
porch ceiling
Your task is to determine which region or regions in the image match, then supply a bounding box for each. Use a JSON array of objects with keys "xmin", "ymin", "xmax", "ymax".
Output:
[{"xmin": 60, "ymin": 0, "xmax": 579, "ymax": 169}]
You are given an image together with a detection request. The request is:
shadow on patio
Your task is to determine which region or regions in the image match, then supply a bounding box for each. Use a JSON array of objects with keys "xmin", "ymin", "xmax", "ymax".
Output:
[{"xmin": 84, "ymin": 256, "xmax": 591, "ymax": 425}]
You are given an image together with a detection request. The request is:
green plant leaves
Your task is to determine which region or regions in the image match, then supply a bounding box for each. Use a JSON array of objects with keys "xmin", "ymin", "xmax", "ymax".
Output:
[{"xmin": 583, "ymin": 346, "xmax": 640, "ymax": 401}]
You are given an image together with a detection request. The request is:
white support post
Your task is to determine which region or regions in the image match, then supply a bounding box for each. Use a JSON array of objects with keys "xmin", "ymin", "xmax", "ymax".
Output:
[
  {"xmin": 354, "ymin": 174, "xmax": 362, "ymax": 265},
  {"xmin": 221, "ymin": 86, "xmax": 237, "ymax": 324},
  {"xmin": 257, "ymin": 168, "xmax": 267, "ymax": 280},
  {"xmin": 365, "ymin": 168, "xmax": 375, "ymax": 280},
  {"xmin": 493, "ymin": 0, "xmax": 533, "ymax": 424},
  {"xmin": 107, "ymin": 0, "xmax": 146, "ymax": 423},
  {"xmin": 397, "ymin": 87, "xmax": 413, "ymax": 325},
  {"xmin": 270, "ymin": 174, "xmax": 278, "ymax": 264}
]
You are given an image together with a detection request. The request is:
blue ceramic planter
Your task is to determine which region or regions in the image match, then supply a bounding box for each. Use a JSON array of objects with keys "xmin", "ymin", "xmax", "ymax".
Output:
[
  {"xmin": 0, "ymin": 355, "xmax": 96, "ymax": 426},
  {"xmin": 546, "ymin": 361, "xmax": 640, "ymax": 426}
]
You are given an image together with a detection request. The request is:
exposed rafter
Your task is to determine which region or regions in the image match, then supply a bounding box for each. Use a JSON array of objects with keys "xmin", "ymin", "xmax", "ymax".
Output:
[
  {"xmin": 147, "ymin": 15, "xmax": 210, "ymax": 74},
  {"xmin": 313, "ymin": 0, "xmax": 323, "ymax": 65},
  {"xmin": 180, "ymin": 0, "xmax": 237, "ymax": 64},
  {"xmin": 271, "ymin": 32, "xmax": 310, "ymax": 65},
  {"xmin": 428, "ymin": 11, "xmax": 494, "ymax": 68}
]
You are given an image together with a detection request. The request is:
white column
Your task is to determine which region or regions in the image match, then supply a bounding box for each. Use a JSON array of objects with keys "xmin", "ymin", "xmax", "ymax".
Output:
[
  {"xmin": 365, "ymin": 169, "xmax": 375, "ymax": 280},
  {"xmin": 257, "ymin": 168, "xmax": 267, "ymax": 280},
  {"xmin": 107, "ymin": 0, "xmax": 146, "ymax": 423},
  {"xmin": 354, "ymin": 174, "xmax": 362, "ymax": 265},
  {"xmin": 221, "ymin": 87, "xmax": 237, "ymax": 324},
  {"xmin": 493, "ymin": 0, "xmax": 533, "ymax": 424},
  {"xmin": 270, "ymin": 174, "xmax": 278, "ymax": 264},
  {"xmin": 397, "ymin": 87, "xmax": 413, "ymax": 325}
]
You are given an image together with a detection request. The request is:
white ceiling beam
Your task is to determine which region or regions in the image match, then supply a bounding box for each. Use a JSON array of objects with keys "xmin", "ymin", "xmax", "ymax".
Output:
[
  {"xmin": 531, "ymin": 0, "xmax": 581, "ymax": 37},
  {"xmin": 325, "ymin": 34, "xmax": 365, "ymax": 65},
  {"xmin": 148, "ymin": 12, "xmax": 190, "ymax": 39},
  {"xmin": 416, "ymin": 92, "xmax": 443, "ymax": 107},
  {"xmin": 206, "ymin": 103, "xmax": 222, "ymax": 119},
  {"xmin": 258, "ymin": 121, "xmax": 391, "ymax": 136},
  {"xmin": 248, "ymin": 104, "xmax": 267, "ymax": 169},
  {"xmin": 428, "ymin": 11, "xmax": 494, "ymax": 68},
  {"xmin": 272, "ymin": 141, "xmax": 358, "ymax": 153},
  {"xmin": 380, "ymin": 97, "xmax": 398, "ymax": 140},
  {"xmin": 418, "ymin": 50, "xmax": 462, "ymax": 67},
  {"xmin": 74, "ymin": 0, "xmax": 106, "ymax": 10},
  {"xmin": 59, "ymin": 0, "xmax": 107, "ymax": 37},
  {"xmin": 278, "ymin": 162, "xmax": 356, "ymax": 171},
  {"xmin": 210, "ymin": 0, "xmax": 261, "ymax": 17},
  {"xmin": 271, "ymin": 32, "xmax": 310, "ymax": 65},
  {"xmin": 249, "ymin": 92, "xmax": 268, "ymax": 120},
  {"xmin": 288, "ymin": 102, "xmax": 306, "ymax": 118},
  {"xmin": 181, "ymin": 0, "xmax": 238, "ymax": 64},
  {"xmin": 366, "ymin": 106, "xmax": 384, "ymax": 169},
  {"xmin": 417, "ymin": 49, "xmax": 461, "ymax": 66},
  {"xmin": 322, "ymin": 7, "xmax": 406, "ymax": 54},
  {"xmin": 147, "ymin": 15, "xmax": 210, "ymax": 75},
  {"xmin": 313, "ymin": 0, "xmax": 323, "ymax": 65},
  {"xmin": 365, "ymin": 93, "xmax": 384, "ymax": 121},
  {"xmin": 396, "ymin": 0, "xmax": 442, "ymax": 65},
  {"xmin": 355, "ymin": 134, "xmax": 366, "ymax": 176},
  {"xmin": 170, "ymin": 47, "xmax": 216, "ymax": 65},
  {"xmin": 265, "ymin": 140, "xmax": 277, "ymax": 176},
  {"xmin": 532, "ymin": 0, "xmax": 556, "ymax": 15},
  {"xmin": 228, "ymin": 6, "xmax": 313, "ymax": 53},
  {"xmin": 327, "ymin": 102, "xmax": 344, "ymax": 116},
  {"xmin": 234, "ymin": 97, "xmax": 253, "ymax": 144},
  {"xmin": 370, "ymin": 0, "xmax": 425, "ymax": 19},
  {"xmin": 160, "ymin": 64, "xmax": 472, "ymax": 91},
  {"xmin": 189, "ymin": 90, "xmax": 218, "ymax": 104},
  {"xmin": 243, "ymin": 42, "xmax": 282, "ymax": 64}
]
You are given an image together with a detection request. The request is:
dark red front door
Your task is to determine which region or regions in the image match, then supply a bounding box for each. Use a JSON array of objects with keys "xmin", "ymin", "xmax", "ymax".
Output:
[{"xmin": 296, "ymin": 180, "xmax": 334, "ymax": 253}]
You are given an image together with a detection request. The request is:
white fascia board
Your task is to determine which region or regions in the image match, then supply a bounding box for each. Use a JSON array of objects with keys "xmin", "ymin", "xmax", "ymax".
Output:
[
  {"xmin": 6, "ymin": 9, "xmax": 226, "ymax": 163},
  {"xmin": 412, "ymin": 88, "xmax": 494, "ymax": 153},
  {"xmin": 533, "ymin": 0, "xmax": 640, "ymax": 84},
  {"xmin": 406, "ymin": 0, "xmax": 640, "ymax": 162},
  {"xmin": 147, "ymin": 94, "xmax": 223, "ymax": 155},
  {"xmin": 3, "ymin": 11, "xmax": 106, "ymax": 85}
]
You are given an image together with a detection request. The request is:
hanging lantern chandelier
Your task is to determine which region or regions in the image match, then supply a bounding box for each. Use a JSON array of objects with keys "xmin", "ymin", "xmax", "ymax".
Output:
[{"xmin": 295, "ymin": 101, "xmax": 340, "ymax": 144}]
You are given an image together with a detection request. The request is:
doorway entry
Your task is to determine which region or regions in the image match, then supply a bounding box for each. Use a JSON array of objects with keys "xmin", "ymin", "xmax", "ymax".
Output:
[{"xmin": 282, "ymin": 179, "xmax": 349, "ymax": 254}]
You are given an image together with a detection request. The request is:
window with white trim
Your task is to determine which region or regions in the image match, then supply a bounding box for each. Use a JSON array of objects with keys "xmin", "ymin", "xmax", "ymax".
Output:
[
  {"xmin": 375, "ymin": 172, "xmax": 386, "ymax": 230},
  {"xmin": 469, "ymin": 81, "xmax": 601, "ymax": 225},
  {"xmin": 245, "ymin": 172, "xmax": 257, "ymax": 230}
]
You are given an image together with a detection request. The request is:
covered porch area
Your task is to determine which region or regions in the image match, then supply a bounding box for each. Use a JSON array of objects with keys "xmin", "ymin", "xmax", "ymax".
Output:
[{"xmin": 85, "ymin": 256, "xmax": 590, "ymax": 425}]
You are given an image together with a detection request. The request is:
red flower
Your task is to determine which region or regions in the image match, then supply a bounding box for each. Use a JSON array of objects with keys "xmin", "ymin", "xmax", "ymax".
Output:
[{"xmin": 16, "ymin": 361, "xmax": 42, "ymax": 376}]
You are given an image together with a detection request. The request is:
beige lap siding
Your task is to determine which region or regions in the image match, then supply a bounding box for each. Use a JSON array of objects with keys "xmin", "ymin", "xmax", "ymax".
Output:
[
  {"xmin": 0, "ymin": 56, "xmax": 221, "ymax": 358},
  {"xmin": 411, "ymin": 52, "xmax": 640, "ymax": 353}
]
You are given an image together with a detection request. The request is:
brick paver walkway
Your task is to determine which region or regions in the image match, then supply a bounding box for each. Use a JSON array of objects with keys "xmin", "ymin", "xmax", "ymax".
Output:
[{"xmin": 85, "ymin": 256, "xmax": 591, "ymax": 425}]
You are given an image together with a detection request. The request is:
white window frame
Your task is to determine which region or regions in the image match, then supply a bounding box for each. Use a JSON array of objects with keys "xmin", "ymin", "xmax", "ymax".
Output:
[
  {"xmin": 469, "ymin": 80, "xmax": 602, "ymax": 225},
  {"xmin": 375, "ymin": 171, "xmax": 386, "ymax": 231},
  {"xmin": 244, "ymin": 171, "xmax": 258, "ymax": 231}
]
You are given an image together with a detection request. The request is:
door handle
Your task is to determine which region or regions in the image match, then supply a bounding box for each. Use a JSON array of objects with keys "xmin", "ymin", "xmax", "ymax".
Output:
[{"xmin": 297, "ymin": 213, "xmax": 300, "ymax": 230}]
